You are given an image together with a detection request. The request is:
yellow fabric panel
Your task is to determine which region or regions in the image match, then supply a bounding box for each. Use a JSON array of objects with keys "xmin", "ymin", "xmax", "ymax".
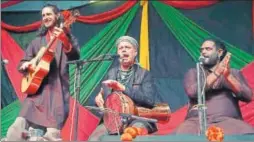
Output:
[{"xmin": 139, "ymin": 1, "xmax": 150, "ymax": 70}]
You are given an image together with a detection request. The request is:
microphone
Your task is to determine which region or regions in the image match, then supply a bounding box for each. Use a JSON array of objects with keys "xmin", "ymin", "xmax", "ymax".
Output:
[
  {"xmin": 103, "ymin": 54, "xmax": 120, "ymax": 61},
  {"xmin": 199, "ymin": 56, "xmax": 208, "ymax": 64},
  {"xmin": 67, "ymin": 54, "xmax": 119, "ymax": 64},
  {"xmin": 199, "ymin": 56, "xmax": 205, "ymax": 63},
  {"xmin": 104, "ymin": 54, "xmax": 120, "ymax": 58}
]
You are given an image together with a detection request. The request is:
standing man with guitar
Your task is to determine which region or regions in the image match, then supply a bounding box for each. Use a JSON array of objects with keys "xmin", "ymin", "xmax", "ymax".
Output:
[
  {"xmin": 5, "ymin": 4, "xmax": 80, "ymax": 141},
  {"xmin": 89, "ymin": 36, "xmax": 163, "ymax": 141},
  {"xmin": 175, "ymin": 39, "xmax": 254, "ymax": 134}
]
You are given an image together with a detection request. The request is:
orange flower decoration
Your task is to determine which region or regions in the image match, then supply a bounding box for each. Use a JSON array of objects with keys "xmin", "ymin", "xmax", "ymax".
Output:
[
  {"xmin": 61, "ymin": 10, "xmax": 71, "ymax": 21},
  {"xmin": 121, "ymin": 126, "xmax": 149, "ymax": 141},
  {"xmin": 121, "ymin": 133, "xmax": 133, "ymax": 141},
  {"xmin": 135, "ymin": 127, "xmax": 148, "ymax": 136},
  {"xmin": 206, "ymin": 125, "xmax": 224, "ymax": 142},
  {"xmin": 124, "ymin": 127, "xmax": 138, "ymax": 138}
]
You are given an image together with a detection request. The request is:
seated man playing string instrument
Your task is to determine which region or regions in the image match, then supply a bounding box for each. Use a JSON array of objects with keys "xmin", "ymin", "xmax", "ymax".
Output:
[{"xmin": 89, "ymin": 36, "xmax": 166, "ymax": 140}]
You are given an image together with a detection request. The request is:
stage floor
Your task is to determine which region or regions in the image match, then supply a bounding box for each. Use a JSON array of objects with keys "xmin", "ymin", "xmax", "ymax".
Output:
[{"xmin": 101, "ymin": 134, "xmax": 254, "ymax": 141}]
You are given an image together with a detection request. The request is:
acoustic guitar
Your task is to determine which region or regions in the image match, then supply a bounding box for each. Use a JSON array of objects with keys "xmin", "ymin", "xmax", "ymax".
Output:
[{"xmin": 21, "ymin": 10, "xmax": 79, "ymax": 95}]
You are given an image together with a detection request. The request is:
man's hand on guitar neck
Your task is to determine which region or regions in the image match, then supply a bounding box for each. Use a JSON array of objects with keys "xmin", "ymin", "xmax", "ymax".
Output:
[{"xmin": 53, "ymin": 27, "xmax": 72, "ymax": 52}]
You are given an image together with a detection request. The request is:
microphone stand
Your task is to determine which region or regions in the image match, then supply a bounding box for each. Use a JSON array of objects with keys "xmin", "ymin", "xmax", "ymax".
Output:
[
  {"xmin": 196, "ymin": 62, "xmax": 207, "ymax": 135},
  {"xmin": 67, "ymin": 54, "xmax": 116, "ymax": 141}
]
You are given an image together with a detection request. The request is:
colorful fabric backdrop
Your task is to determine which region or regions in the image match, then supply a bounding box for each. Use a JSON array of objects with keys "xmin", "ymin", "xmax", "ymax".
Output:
[{"xmin": 1, "ymin": 0, "xmax": 254, "ymax": 140}]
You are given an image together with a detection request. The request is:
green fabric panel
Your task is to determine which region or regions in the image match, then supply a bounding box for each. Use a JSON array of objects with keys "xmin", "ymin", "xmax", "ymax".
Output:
[
  {"xmin": 1, "ymin": 100, "xmax": 21, "ymax": 137},
  {"xmin": 9, "ymin": 31, "xmax": 37, "ymax": 49},
  {"xmin": 69, "ymin": 4, "xmax": 139, "ymax": 105},
  {"xmin": 1, "ymin": 64, "xmax": 18, "ymax": 108},
  {"xmin": 152, "ymin": 1, "xmax": 254, "ymax": 69}
]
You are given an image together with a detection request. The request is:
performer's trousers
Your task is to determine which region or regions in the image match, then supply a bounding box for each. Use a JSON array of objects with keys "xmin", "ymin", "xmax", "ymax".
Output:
[
  {"xmin": 89, "ymin": 120, "xmax": 157, "ymax": 141},
  {"xmin": 5, "ymin": 117, "xmax": 62, "ymax": 141}
]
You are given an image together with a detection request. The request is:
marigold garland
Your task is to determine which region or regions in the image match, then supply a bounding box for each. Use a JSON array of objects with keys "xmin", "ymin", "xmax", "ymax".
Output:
[{"xmin": 206, "ymin": 125, "xmax": 224, "ymax": 142}]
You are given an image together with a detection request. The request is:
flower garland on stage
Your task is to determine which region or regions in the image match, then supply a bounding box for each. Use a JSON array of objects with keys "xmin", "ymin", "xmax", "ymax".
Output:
[{"xmin": 206, "ymin": 126, "xmax": 224, "ymax": 142}]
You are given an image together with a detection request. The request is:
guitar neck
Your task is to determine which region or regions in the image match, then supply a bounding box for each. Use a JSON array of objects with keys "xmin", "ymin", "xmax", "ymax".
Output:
[
  {"xmin": 46, "ymin": 36, "xmax": 57, "ymax": 49},
  {"xmin": 33, "ymin": 12, "xmax": 78, "ymax": 62},
  {"xmin": 33, "ymin": 35, "xmax": 58, "ymax": 63}
]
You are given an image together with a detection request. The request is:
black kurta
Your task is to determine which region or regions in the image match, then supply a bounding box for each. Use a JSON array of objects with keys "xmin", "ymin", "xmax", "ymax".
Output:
[
  {"xmin": 102, "ymin": 64, "xmax": 160, "ymax": 133},
  {"xmin": 18, "ymin": 34, "xmax": 80, "ymax": 129},
  {"xmin": 175, "ymin": 68, "xmax": 254, "ymax": 134},
  {"xmin": 102, "ymin": 64, "xmax": 158, "ymax": 108}
]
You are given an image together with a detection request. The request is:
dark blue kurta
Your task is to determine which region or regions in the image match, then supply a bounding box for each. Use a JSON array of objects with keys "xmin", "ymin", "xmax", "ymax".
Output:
[
  {"xmin": 101, "ymin": 63, "xmax": 161, "ymax": 133},
  {"xmin": 102, "ymin": 63, "xmax": 158, "ymax": 108}
]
